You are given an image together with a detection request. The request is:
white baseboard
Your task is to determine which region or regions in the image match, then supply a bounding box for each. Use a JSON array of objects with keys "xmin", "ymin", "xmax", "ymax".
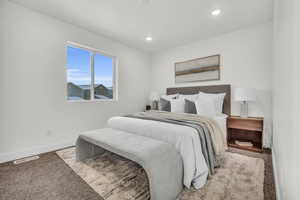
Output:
[
  {"xmin": 0, "ymin": 139, "xmax": 76, "ymax": 164},
  {"xmin": 272, "ymin": 149, "xmax": 282, "ymax": 200}
]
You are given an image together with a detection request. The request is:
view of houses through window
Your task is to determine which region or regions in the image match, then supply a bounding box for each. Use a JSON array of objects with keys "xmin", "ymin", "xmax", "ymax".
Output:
[{"xmin": 67, "ymin": 44, "xmax": 115, "ymax": 101}]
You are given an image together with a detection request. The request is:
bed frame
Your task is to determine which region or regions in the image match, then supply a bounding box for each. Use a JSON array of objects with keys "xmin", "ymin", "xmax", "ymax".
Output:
[{"xmin": 166, "ymin": 84, "xmax": 231, "ymax": 115}]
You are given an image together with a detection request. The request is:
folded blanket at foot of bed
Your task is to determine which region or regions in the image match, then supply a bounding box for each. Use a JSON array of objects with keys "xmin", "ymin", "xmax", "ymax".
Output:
[{"xmin": 76, "ymin": 128, "xmax": 183, "ymax": 200}]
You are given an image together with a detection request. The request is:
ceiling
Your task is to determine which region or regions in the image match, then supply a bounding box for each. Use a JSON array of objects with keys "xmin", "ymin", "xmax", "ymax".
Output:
[{"xmin": 10, "ymin": 0, "xmax": 273, "ymax": 52}]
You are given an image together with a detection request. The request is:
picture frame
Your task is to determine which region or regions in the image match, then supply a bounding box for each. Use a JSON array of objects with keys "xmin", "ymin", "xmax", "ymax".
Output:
[{"xmin": 174, "ymin": 55, "xmax": 220, "ymax": 83}]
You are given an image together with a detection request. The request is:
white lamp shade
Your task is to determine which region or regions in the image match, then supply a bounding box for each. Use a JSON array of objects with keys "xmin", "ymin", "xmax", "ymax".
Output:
[
  {"xmin": 149, "ymin": 92, "xmax": 160, "ymax": 101},
  {"xmin": 234, "ymin": 88, "xmax": 257, "ymax": 102}
]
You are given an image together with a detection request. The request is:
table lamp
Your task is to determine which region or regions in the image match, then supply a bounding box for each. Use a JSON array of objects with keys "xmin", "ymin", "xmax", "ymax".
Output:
[
  {"xmin": 149, "ymin": 92, "xmax": 160, "ymax": 110},
  {"xmin": 234, "ymin": 88, "xmax": 256, "ymax": 118}
]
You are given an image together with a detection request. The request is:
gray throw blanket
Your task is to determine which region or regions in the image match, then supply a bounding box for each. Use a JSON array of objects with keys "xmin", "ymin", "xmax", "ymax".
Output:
[{"xmin": 126, "ymin": 111, "xmax": 222, "ymax": 175}]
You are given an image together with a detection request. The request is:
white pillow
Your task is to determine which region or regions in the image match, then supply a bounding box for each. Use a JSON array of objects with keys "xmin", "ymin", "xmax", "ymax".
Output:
[
  {"xmin": 198, "ymin": 92, "xmax": 226, "ymax": 114},
  {"xmin": 170, "ymin": 99, "xmax": 185, "ymax": 113},
  {"xmin": 179, "ymin": 94, "xmax": 199, "ymax": 101},
  {"xmin": 195, "ymin": 96, "xmax": 217, "ymax": 117},
  {"xmin": 161, "ymin": 93, "xmax": 179, "ymax": 101}
]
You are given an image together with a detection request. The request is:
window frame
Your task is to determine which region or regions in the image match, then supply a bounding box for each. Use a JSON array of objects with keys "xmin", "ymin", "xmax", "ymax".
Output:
[{"xmin": 66, "ymin": 41, "xmax": 118, "ymax": 102}]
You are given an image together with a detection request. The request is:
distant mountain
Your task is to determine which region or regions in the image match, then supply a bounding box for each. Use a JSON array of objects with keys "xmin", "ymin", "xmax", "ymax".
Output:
[{"xmin": 77, "ymin": 84, "xmax": 112, "ymax": 89}]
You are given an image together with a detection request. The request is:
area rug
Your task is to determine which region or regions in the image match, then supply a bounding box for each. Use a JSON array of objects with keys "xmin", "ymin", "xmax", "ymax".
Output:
[{"xmin": 56, "ymin": 148, "xmax": 264, "ymax": 200}]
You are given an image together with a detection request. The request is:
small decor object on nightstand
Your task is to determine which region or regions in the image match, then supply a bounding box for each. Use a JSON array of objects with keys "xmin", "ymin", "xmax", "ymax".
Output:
[
  {"xmin": 234, "ymin": 88, "xmax": 256, "ymax": 118},
  {"xmin": 227, "ymin": 116, "xmax": 264, "ymax": 153},
  {"xmin": 145, "ymin": 105, "xmax": 151, "ymax": 111},
  {"xmin": 149, "ymin": 92, "xmax": 160, "ymax": 110}
]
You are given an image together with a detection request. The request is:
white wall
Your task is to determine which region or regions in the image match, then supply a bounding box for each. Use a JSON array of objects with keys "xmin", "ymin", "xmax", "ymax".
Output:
[
  {"xmin": 272, "ymin": 0, "xmax": 300, "ymax": 199},
  {"xmin": 0, "ymin": 1, "xmax": 150, "ymax": 162},
  {"xmin": 150, "ymin": 23, "xmax": 273, "ymax": 118}
]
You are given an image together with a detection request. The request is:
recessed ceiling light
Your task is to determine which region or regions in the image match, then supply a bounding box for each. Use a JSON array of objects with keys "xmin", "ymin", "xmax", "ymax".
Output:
[
  {"xmin": 211, "ymin": 9, "xmax": 221, "ymax": 16},
  {"xmin": 145, "ymin": 36, "xmax": 153, "ymax": 42}
]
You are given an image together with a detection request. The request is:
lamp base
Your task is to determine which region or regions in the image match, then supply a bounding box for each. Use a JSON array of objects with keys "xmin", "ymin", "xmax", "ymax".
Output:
[
  {"xmin": 152, "ymin": 101, "xmax": 158, "ymax": 110},
  {"xmin": 240, "ymin": 101, "xmax": 248, "ymax": 118}
]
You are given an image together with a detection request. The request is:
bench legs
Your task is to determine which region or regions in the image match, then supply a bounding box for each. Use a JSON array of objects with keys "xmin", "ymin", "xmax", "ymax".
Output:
[{"xmin": 76, "ymin": 137, "xmax": 105, "ymax": 161}]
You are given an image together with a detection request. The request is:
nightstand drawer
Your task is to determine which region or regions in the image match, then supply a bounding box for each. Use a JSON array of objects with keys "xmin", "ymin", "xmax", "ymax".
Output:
[
  {"xmin": 230, "ymin": 130, "xmax": 262, "ymax": 143},
  {"xmin": 228, "ymin": 118, "xmax": 263, "ymax": 131}
]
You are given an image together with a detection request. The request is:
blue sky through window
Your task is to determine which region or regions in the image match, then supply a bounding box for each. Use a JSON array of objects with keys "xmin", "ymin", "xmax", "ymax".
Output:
[
  {"xmin": 67, "ymin": 46, "xmax": 113, "ymax": 87},
  {"xmin": 94, "ymin": 53, "xmax": 113, "ymax": 87}
]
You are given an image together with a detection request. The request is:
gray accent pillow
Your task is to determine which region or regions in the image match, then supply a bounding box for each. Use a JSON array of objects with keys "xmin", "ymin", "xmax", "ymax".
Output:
[
  {"xmin": 159, "ymin": 98, "xmax": 171, "ymax": 112},
  {"xmin": 184, "ymin": 99, "xmax": 197, "ymax": 114}
]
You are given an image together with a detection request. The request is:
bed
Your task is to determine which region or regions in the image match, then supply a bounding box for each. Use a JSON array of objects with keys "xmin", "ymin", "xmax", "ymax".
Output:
[
  {"xmin": 108, "ymin": 84, "xmax": 231, "ymax": 189},
  {"xmin": 76, "ymin": 84, "xmax": 231, "ymax": 200}
]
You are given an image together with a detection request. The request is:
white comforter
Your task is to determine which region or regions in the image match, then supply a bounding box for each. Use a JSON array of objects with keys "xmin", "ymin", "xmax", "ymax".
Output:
[{"xmin": 107, "ymin": 116, "xmax": 209, "ymax": 189}]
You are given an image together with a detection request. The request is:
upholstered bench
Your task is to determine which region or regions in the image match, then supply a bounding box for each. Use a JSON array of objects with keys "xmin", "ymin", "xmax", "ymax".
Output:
[{"xmin": 76, "ymin": 128, "xmax": 183, "ymax": 200}]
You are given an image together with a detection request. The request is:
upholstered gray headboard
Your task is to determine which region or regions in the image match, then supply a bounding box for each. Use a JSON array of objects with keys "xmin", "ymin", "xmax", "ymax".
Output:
[{"xmin": 166, "ymin": 84, "xmax": 231, "ymax": 115}]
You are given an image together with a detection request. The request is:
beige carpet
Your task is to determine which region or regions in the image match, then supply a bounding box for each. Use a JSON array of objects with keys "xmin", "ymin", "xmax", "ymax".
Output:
[{"xmin": 57, "ymin": 148, "xmax": 264, "ymax": 200}]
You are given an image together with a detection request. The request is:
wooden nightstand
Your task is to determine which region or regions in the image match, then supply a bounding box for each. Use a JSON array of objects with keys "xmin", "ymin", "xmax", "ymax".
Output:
[{"xmin": 227, "ymin": 116, "xmax": 264, "ymax": 153}]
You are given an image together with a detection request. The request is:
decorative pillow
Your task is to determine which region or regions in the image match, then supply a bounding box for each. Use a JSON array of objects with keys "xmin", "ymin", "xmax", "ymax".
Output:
[
  {"xmin": 198, "ymin": 92, "xmax": 226, "ymax": 114},
  {"xmin": 159, "ymin": 94, "xmax": 179, "ymax": 111},
  {"xmin": 159, "ymin": 98, "xmax": 171, "ymax": 111},
  {"xmin": 195, "ymin": 97, "xmax": 217, "ymax": 116},
  {"xmin": 184, "ymin": 99, "xmax": 197, "ymax": 114},
  {"xmin": 170, "ymin": 99, "xmax": 185, "ymax": 113}
]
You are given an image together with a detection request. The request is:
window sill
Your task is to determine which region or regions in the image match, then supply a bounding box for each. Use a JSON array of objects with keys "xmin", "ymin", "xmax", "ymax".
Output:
[{"xmin": 67, "ymin": 99, "xmax": 118, "ymax": 103}]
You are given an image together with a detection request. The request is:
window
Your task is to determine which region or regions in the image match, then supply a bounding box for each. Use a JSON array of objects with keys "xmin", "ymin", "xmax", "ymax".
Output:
[{"xmin": 66, "ymin": 43, "xmax": 117, "ymax": 101}]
